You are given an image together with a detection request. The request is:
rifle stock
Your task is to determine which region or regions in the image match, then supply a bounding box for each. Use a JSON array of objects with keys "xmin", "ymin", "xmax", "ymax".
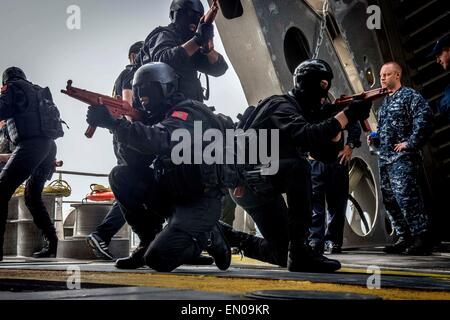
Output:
[
  {"xmin": 332, "ymin": 87, "xmax": 389, "ymax": 132},
  {"xmin": 61, "ymin": 80, "xmax": 142, "ymax": 138}
]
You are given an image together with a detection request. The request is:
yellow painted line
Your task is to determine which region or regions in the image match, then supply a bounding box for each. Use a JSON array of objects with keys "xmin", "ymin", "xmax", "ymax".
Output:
[
  {"xmin": 339, "ymin": 267, "xmax": 450, "ymax": 280},
  {"xmin": 232, "ymin": 256, "xmax": 450, "ymax": 280},
  {"xmin": 1, "ymin": 268, "xmax": 450, "ymax": 300}
]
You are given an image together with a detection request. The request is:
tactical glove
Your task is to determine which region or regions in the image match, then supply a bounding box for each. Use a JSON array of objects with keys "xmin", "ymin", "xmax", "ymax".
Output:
[
  {"xmin": 86, "ymin": 105, "xmax": 118, "ymax": 130},
  {"xmin": 343, "ymin": 99, "xmax": 372, "ymax": 123},
  {"xmin": 193, "ymin": 21, "xmax": 214, "ymax": 48}
]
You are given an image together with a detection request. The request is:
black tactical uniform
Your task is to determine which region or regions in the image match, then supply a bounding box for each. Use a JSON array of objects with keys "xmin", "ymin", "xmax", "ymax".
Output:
[
  {"xmin": 0, "ymin": 67, "xmax": 59, "ymax": 260},
  {"xmin": 309, "ymin": 122, "xmax": 362, "ymax": 254},
  {"xmin": 0, "ymin": 124, "xmax": 14, "ymax": 169},
  {"xmin": 138, "ymin": 0, "xmax": 228, "ymax": 102},
  {"xmin": 223, "ymin": 60, "xmax": 372, "ymax": 272},
  {"xmin": 86, "ymin": 62, "xmax": 231, "ymax": 272}
]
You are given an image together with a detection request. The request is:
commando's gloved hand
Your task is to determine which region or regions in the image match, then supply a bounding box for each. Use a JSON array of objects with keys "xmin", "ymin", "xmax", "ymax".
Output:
[
  {"xmin": 193, "ymin": 21, "xmax": 214, "ymax": 48},
  {"xmin": 86, "ymin": 105, "xmax": 118, "ymax": 130},
  {"xmin": 343, "ymin": 99, "xmax": 372, "ymax": 123}
]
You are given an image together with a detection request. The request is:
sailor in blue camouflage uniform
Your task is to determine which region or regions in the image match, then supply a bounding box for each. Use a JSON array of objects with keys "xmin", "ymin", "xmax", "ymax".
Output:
[
  {"xmin": 375, "ymin": 62, "xmax": 433, "ymax": 255},
  {"xmin": 428, "ymin": 34, "xmax": 450, "ymax": 121}
]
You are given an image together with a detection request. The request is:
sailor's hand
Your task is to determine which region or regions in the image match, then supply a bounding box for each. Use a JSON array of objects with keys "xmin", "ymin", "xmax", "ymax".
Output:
[
  {"xmin": 86, "ymin": 105, "xmax": 118, "ymax": 130},
  {"xmin": 394, "ymin": 141, "xmax": 408, "ymax": 152}
]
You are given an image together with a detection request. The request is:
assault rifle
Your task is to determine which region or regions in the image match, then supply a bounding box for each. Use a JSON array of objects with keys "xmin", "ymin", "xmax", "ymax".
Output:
[
  {"xmin": 330, "ymin": 87, "xmax": 389, "ymax": 132},
  {"xmin": 61, "ymin": 80, "xmax": 142, "ymax": 138}
]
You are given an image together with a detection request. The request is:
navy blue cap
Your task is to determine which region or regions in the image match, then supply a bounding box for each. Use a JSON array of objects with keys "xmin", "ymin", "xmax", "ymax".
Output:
[{"xmin": 428, "ymin": 34, "xmax": 450, "ymax": 58}]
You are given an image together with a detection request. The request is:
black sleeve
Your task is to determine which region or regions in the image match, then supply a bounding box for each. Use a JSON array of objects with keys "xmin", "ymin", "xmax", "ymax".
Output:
[
  {"xmin": 112, "ymin": 113, "xmax": 195, "ymax": 156},
  {"xmin": 112, "ymin": 119, "xmax": 172, "ymax": 156},
  {"xmin": 346, "ymin": 121, "xmax": 362, "ymax": 147},
  {"xmin": 112, "ymin": 70, "xmax": 126, "ymax": 97},
  {"xmin": 0, "ymin": 85, "xmax": 16, "ymax": 120},
  {"xmin": 192, "ymin": 51, "xmax": 229, "ymax": 77},
  {"xmin": 270, "ymin": 102, "xmax": 343, "ymax": 156},
  {"xmin": 121, "ymin": 70, "xmax": 135, "ymax": 91},
  {"xmin": 147, "ymin": 30, "xmax": 191, "ymax": 70}
]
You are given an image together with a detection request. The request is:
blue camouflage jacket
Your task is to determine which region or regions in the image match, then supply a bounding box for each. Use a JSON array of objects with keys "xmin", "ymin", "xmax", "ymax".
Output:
[
  {"xmin": 439, "ymin": 84, "xmax": 450, "ymax": 121},
  {"xmin": 377, "ymin": 87, "xmax": 433, "ymax": 164}
]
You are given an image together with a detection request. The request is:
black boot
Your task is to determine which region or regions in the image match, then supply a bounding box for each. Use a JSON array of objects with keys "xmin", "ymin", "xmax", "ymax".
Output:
[
  {"xmin": 219, "ymin": 221, "xmax": 251, "ymax": 249},
  {"xmin": 383, "ymin": 234, "xmax": 411, "ymax": 254},
  {"xmin": 115, "ymin": 241, "xmax": 149, "ymax": 269},
  {"xmin": 405, "ymin": 233, "xmax": 432, "ymax": 256},
  {"xmin": 33, "ymin": 234, "xmax": 58, "ymax": 258},
  {"xmin": 287, "ymin": 241, "xmax": 341, "ymax": 273},
  {"xmin": 206, "ymin": 223, "xmax": 231, "ymax": 271}
]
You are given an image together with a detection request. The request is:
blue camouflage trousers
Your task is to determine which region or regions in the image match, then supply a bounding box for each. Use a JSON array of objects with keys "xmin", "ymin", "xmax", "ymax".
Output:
[{"xmin": 379, "ymin": 156, "xmax": 429, "ymax": 236}]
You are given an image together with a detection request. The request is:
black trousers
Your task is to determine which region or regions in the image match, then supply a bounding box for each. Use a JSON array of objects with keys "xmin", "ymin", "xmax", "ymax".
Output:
[
  {"xmin": 0, "ymin": 138, "xmax": 57, "ymax": 243},
  {"xmin": 220, "ymin": 193, "xmax": 237, "ymax": 226},
  {"xmin": 109, "ymin": 165, "xmax": 222, "ymax": 272},
  {"xmin": 92, "ymin": 201, "xmax": 126, "ymax": 245},
  {"xmin": 309, "ymin": 160, "xmax": 349, "ymax": 247},
  {"xmin": 231, "ymin": 158, "xmax": 312, "ymax": 267},
  {"xmin": 91, "ymin": 136, "xmax": 129, "ymax": 245}
]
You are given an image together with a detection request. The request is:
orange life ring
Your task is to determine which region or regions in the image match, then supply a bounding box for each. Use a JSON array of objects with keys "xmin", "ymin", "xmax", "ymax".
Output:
[{"xmin": 86, "ymin": 191, "xmax": 115, "ymax": 202}]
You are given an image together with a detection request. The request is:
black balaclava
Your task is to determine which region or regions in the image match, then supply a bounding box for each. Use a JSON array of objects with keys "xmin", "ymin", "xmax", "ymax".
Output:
[
  {"xmin": 291, "ymin": 73, "xmax": 332, "ymax": 114},
  {"xmin": 173, "ymin": 8, "xmax": 203, "ymax": 42},
  {"xmin": 134, "ymin": 82, "xmax": 166, "ymax": 116}
]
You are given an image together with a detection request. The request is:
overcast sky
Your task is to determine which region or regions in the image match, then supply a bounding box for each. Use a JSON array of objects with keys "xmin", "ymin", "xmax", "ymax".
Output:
[{"xmin": 0, "ymin": 0, "xmax": 247, "ymax": 209}]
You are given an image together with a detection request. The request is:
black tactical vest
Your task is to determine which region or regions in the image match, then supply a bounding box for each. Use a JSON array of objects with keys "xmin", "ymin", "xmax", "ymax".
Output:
[{"xmin": 6, "ymin": 79, "xmax": 43, "ymax": 144}]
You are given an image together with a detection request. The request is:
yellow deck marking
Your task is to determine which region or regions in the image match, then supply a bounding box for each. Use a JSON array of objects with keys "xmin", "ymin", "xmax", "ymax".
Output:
[
  {"xmin": 339, "ymin": 267, "xmax": 450, "ymax": 280},
  {"xmin": 232, "ymin": 256, "xmax": 450, "ymax": 280},
  {"xmin": 1, "ymin": 268, "xmax": 449, "ymax": 300}
]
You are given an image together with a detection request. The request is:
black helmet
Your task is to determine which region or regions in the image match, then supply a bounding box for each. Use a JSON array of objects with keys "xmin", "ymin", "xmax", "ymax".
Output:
[
  {"xmin": 2, "ymin": 67, "xmax": 27, "ymax": 85},
  {"xmin": 170, "ymin": 0, "xmax": 204, "ymax": 21},
  {"xmin": 129, "ymin": 41, "xmax": 144, "ymax": 58},
  {"xmin": 294, "ymin": 59, "xmax": 333, "ymax": 87},
  {"xmin": 292, "ymin": 59, "xmax": 333, "ymax": 100},
  {"xmin": 133, "ymin": 63, "xmax": 179, "ymax": 112}
]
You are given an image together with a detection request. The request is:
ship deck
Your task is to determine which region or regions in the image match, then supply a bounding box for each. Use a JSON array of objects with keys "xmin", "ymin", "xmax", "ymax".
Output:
[{"xmin": 1, "ymin": 247, "xmax": 450, "ymax": 300}]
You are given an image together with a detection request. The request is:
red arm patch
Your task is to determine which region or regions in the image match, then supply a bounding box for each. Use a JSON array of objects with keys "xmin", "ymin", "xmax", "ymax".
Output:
[
  {"xmin": 1, "ymin": 85, "xmax": 8, "ymax": 94},
  {"xmin": 171, "ymin": 111, "xmax": 189, "ymax": 121}
]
